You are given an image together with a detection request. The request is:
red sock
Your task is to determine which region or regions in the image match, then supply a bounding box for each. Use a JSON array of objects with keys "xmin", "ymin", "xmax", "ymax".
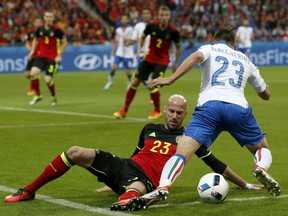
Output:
[
  {"xmin": 124, "ymin": 87, "xmax": 137, "ymax": 112},
  {"xmin": 31, "ymin": 78, "xmax": 40, "ymax": 96},
  {"xmin": 150, "ymin": 90, "xmax": 160, "ymax": 112},
  {"xmin": 25, "ymin": 154, "xmax": 72, "ymax": 192},
  {"xmin": 29, "ymin": 80, "xmax": 34, "ymax": 90},
  {"xmin": 118, "ymin": 189, "xmax": 141, "ymax": 201},
  {"xmin": 47, "ymin": 81, "xmax": 55, "ymax": 96}
]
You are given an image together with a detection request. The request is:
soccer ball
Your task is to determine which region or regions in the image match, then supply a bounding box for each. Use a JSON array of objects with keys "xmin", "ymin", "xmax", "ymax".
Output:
[{"xmin": 197, "ymin": 173, "xmax": 229, "ymax": 203}]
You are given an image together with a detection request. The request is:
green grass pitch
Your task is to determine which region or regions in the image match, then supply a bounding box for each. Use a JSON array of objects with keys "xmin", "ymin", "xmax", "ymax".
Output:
[{"xmin": 0, "ymin": 67, "xmax": 287, "ymax": 216}]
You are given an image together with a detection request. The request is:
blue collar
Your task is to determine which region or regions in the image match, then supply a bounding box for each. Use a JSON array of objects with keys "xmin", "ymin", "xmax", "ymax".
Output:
[{"xmin": 216, "ymin": 40, "xmax": 234, "ymax": 49}]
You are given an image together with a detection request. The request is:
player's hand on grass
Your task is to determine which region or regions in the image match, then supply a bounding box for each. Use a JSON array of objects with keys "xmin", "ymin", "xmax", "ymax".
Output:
[
  {"xmin": 244, "ymin": 183, "xmax": 265, "ymax": 190},
  {"xmin": 95, "ymin": 185, "xmax": 112, "ymax": 192}
]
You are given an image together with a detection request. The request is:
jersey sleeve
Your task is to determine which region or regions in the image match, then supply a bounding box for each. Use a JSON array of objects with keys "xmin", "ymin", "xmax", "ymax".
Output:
[
  {"xmin": 131, "ymin": 24, "xmax": 140, "ymax": 41},
  {"xmin": 35, "ymin": 28, "xmax": 41, "ymax": 38},
  {"xmin": 131, "ymin": 126, "xmax": 146, "ymax": 157},
  {"xmin": 57, "ymin": 29, "xmax": 65, "ymax": 40},
  {"xmin": 172, "ymin": 29, "xmax": 181, "ymax": 45},
  {"xmin": 143, "ymin": 23, "xmax": 152, "ymax": 37},
  {"xmin": 247, "ymin": 64, "xmax": 267, "ymax": 93},
  {"xmin": 195, "ymin": 145, "xmax": 227, "ymax": 174},
  {"xmin": 198, "ymin": 44, "xmax": 211, "ymax": 62},
  {"xmin": 115, "ymin": 28, "xmax": 120, "ymax": 41}
]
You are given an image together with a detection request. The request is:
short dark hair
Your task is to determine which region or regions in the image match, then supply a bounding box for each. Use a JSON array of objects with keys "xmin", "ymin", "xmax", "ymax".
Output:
[{"xmin": 213, "ymin": 23, "xmax": 235, "ymax": 45}]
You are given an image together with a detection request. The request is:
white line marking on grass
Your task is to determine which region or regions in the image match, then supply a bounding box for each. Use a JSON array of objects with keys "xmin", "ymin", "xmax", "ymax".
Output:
[
  {"xmin": 0, "ymin": 120, "xmax": 143, "ymax": 129},
  {"xmin": 0, "ymin": 107, "xmax": 147, "ymax": 122},
  {"xmin": 0, "ymin": 185, "xmax": 135, "ymax": 216},
  {"xmin": 151, "ymin": 194, "xmax": 288, "ymax": 208}
]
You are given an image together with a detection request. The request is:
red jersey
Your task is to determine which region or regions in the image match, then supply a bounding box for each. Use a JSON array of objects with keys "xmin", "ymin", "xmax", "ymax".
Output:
[
  {"xmin": 34, "ymin": 25, "xmax": 65, "ymax": 60},
  {"xmin": 131, "ymin": 123, "xmax": 184, "ymax": 187},
  {"xmin": 143, "ymin": 20, "xmax": 180, "ymax": 66}
]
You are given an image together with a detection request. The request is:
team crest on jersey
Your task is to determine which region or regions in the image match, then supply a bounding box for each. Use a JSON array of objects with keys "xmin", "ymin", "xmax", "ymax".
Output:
[
  {"xmin": 152, "ymin": 32, "xmax": 156, "ymax": 36},
  {"xmin": 40, "ymin": 32, "xmax": 43, "ymax": 35},
  {"xmin": 149, "ymin": 132, "xmax": 156, "ymax": 137},
  {"xmin": 175, "ymin": 135, "xmax": 182, "ymax": 143},
  {"xmin": 50, "ymin": 31, "xmax": 54, "ymax": 37},
  {"xmin": 165, "ymin": 35, "xmax": 170, "ymax": 39}
]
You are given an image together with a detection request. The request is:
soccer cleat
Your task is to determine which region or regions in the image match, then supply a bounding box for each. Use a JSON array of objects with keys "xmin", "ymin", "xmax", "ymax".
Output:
[
  {"xmin": 103, "ymin": 82, "xmax": 112, "ymax": 91},
  {"xmin": 29, "ymin": 95, "xmax": 42, "ymax": 106},
  {"xmin": 113, "ymin": 109, "xmax": 127, "ymax": 118},
  {"xmin": 253, "ymin": 167, "xmax": 281, "ymax": 196},
  {"xmin": 51, "ymin": 96, "xmax": 57, "ymax": 107},
  {"xmin": 4, "ymin": 187, "xmax": 35, "ymax": 203},
  {"xmin": 137, "ymin": 187, "xmax": 169, "ymax": 210},
  {"xmin": 27, "ymin": 88, "xmax": 35, "ymax": 96},
  {"xmin": 148, "ymin": 111, "xmax": 162, "ymax": 120},
  {"xmin": 110, "ymin": 198, "xmax": 145, "ymax": 211}
]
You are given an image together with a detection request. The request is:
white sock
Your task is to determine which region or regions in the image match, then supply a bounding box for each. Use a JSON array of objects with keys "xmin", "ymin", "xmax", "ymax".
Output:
[
  {"xmin": 108, "ymin": 73, "xmax": 115, "ymax": 83},
  {"xmin": 158, "ymin": 154, "xmax": 186, "ymax": 188},
  {"xmin": 254, "ymin": 148, "xmax": 272, "ymax": 170}
]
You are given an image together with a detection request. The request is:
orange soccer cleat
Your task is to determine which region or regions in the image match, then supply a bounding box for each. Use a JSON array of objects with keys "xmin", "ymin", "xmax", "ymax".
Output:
[
  {"xmin": 148, "ymin": 111, "xmax": 162, "ymax": 120},
  {"xmin": 27, "ymin": 88, "xmax": 35, "ymax": 96},
  {"xmin": 113, "ymin": 109, "xmax": 127, "ymax": 118},
  {"xmin": 4, "ymin": 187, "xmax": 35, "ymax": 203}
]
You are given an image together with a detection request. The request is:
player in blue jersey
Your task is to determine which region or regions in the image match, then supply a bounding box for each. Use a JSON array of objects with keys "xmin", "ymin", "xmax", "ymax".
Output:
[{"xmin": 124, "ymin": 23, "xmax": 280, "ymax": 210}]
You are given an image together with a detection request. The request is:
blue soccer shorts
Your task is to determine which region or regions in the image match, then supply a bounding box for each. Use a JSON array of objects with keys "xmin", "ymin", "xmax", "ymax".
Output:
[
  {"xmin": 238, "ymin": 47, "xmax": 251, "ymax": 55},
  {"xmin": 184, "ymin": 100, "xmax": 264, "ymax": 148},
  {"xmin": 114, "ymin": 55, "xmax": 133, "ymax": 69}
]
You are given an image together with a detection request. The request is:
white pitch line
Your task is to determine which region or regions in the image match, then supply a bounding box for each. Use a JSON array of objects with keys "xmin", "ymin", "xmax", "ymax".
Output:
[
  {"xmin": 0, "ymin": 107, "xmax": 148, "ymax": 122},
  {"xmin": 1, "ymin": 185, "xmax": 287, "ymax": 213},
  {"xmin": 0, "ymin": 120, "xmax": 143, "ymax": 129},
  {"xmin": 151, "ymin": 194, "xmax": 288, "ymax": 208},
  {"xmin": 0, "ymin": 185, "xmax": 135, "ymax": 216}
]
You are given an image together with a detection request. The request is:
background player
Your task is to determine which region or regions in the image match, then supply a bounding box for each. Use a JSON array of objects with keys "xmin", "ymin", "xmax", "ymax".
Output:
[
  {"xmin": 236, "ymin": 19, "xmax": 254, "ymax": 58},
  {"xmin": 126, "ymin": 8, "xmax": 152, "ymax": 62},
  {"xmin": 4, "ymin": 95, "xmax": 263, "ymax": 209},
  {"xmin": 24, "ymin": 17, "xmax": 42, "ymax": 96},
  {"xmin": 103, "ymin": 14, "xmax": 134, "ymax": 91},
  {"xmin": 28, "ymin": 11, "xmax": 67, "ymax": 106},
  {"xmin": 114, "ymin": 6, "xmax": 182, "ymax": 120}
]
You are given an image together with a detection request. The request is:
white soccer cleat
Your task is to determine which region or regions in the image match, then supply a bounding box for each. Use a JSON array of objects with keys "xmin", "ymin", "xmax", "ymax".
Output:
[
  {"xmin": 50, "ymin": 96, "xmax": 57, "ymax": 107},
  {"xmin": 133, "ymin": 187, "xmax": 169, "ymax": 210},
  {"xmin": 253, "ymin": 167, "xmax": 281, "ymax": 196},
  {"xmin": 29, "ymin": 95, "xmax": 42, "ymax": 106},
  {"xmin": 110, "ymin": 187, "xmax": 169, "ymax": 211},
  {"xmin": 103, "ymin": 82, "xmax": 112, "ymax": 91}
]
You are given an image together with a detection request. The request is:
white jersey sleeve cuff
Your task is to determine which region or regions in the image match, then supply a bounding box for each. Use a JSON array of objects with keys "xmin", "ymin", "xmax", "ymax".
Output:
[{"xmin": 254, "ymin": 81, "xmax": 267, "ymax": 93}]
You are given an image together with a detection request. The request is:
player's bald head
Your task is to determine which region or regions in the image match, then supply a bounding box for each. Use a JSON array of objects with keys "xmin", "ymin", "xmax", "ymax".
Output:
[
  {"xmin": 166, "ymin": 94, "xmax": 187, "ymax": 110},
  {"xmin": 164, "ymin": 94, "xmax": 187, "ymax": 130}
]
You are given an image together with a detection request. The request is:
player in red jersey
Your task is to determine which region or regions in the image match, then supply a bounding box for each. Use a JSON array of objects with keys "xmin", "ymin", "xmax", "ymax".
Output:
[
  {"xmin": 28, "ymin": 11, "xmax": 67, "ymax": 107},
  {"xmin": 24, "ymin": 18, "xmax": 43, "ymax": 96},
  {"xmin": 4, "ymin": 94, "xmax": 263, "ymax": 208},
  {"xmin": 114, "ymin": 6, "xmax": 182, "ymax": 119}
]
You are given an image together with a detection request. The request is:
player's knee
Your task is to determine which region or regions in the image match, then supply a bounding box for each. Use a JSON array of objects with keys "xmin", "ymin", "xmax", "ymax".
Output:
[
  {"xmin": 66, "ymin": 146, "xmax": 83, "ymax": 161},
  {"xmin": 44, "ymin": 75, "xmax": 52, "ymax": 84},
  {"xmin": 131, "ymin": 79, "xmax": 141, "ymax": 87}
]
